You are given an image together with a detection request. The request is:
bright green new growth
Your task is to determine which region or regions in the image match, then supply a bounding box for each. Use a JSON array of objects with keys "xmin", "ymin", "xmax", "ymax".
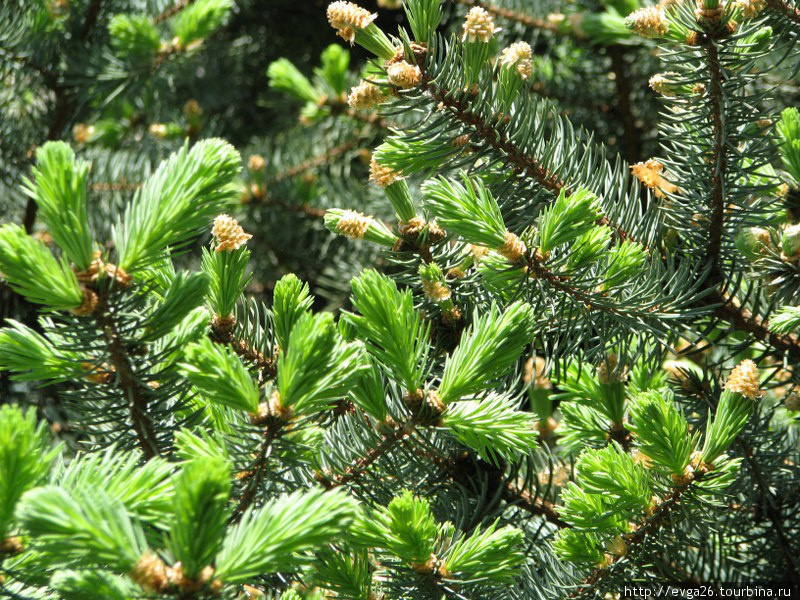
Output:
[
  {"xmin": 277, "ymin": 312, "xmax": 367, "ymax": 416},
  {"xmin": 438, "ymin": 301, "xmax": 535, "ymax": 403},
  {"xmin": 0, "ymin": 224, "xmax": 84, "ymax": 311},
  {"xmin": 50, "ymin": 570, "xmax": 138, "ymax": 600},
  {"xmin": 180, "ymin": 337, "xmax": 261, "ymax": 413},
  {"xmin": 16, "ymin": 486, "xmax": 147, "ymax": 570},
  {"xmin": 268, "ymin": 58, "xmax": 321, "ymax": 104},
  {"xmin": 355, "ymin": 490, "xmax": 439, "ymax": 565},
  {"xmin": 272, "ymin": 274, "xmax": 314, "ymax": 351},
  {"xmin": 172, "ymin": 0, "xmax": 234, "ymax": 48},
  {"xmin": 143, "ymin": 271, "xmax": 211, "ymax": 342},
  {"xmin": 404, "ymin": 0, "xmax": 444, "ymax": 44},
  {"xmin": 108, "ymin": 15, "xmax": 161, "ymax": 61},
  {"xmin": 574, "ymin": 443, "xmax": 651, "ymax": 512},
  {"xmin": 202, "ymin": 246, "xmax": 251, "ymax": 318},
  {"xmin": 778, "ymin": 107, "xmax": 800, "ymax": 185},
  {"xmin": 443, "ymin": 521, "xmax": 525, "ymax": 583},
  {"xmin": 169, "ymin": 457, "xmax": 231, "ymax": 578},
  {"xmin": 553, "ymin": 529, "xmax": 605, "ymax": 566},
  {"xmin": 23, "ymin": 142, "xmax": 94, "ymax": 270},
  {"xmin": 0, "ymin": 320, "xmax": 79, "ymax": 382},
  {"xmin": 568, "ymin": 226, "xmax": 613, "ymax": 269},
  {"xmin": 422, "ymin": 174, "xmax": 508, "ymax": 249},
  {"xmin": 346, "ymin": 269, "xmax": 430, "ymax": 394},
  {"xmin": 315, "ymin": 44, "xmax": 350, "ymax": 97},
  {"xmin": 215, "ymin": 489, "xmax": 358, "ymax": 583},
  {"xmin": 770, "ymin": 305, "xmax": 800, "ymax": 333},
  {"xmin": 54, "ymin": 447, "xmax": 174, "ymax": 530},
  {"xmin": 443, "ymin": 394, "xmax": 539, "ymax": 465},
  {"xmin": 0, "ymin": 406, "xmax": 59, "ymax": 539},
  {"xmin": 701, "ymin": 388, "xmax": 755, "ymax": 464},
  {"xmin": 603, "ymin": 239, "xmax": 647, "ymax": 290},
  {"xmin": 537, "ymin": 187, "xmax": 602, "ymax": 254},
  {"xmin": 115, "ymin": 139, "xmax": 241, "ymax": 271},
  {"xmin": 348, "ymin": 359, "xmax": 389, "ymax": 422},
  {"xmin": 628, "ymin": 391, "xmax": 696, "ymax": 476}
]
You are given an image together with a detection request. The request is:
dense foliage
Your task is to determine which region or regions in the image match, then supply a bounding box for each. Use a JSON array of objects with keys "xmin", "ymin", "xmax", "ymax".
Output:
[{"xmin": 1, "ymin": 0, "xmax": 800, "ymax": 598}]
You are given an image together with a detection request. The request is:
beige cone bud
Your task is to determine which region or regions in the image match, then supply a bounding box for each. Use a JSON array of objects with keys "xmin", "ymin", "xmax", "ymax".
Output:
[
  {"xmin": 625, "ymin": 6, "xmax": 669, "ymax": 38},
  {"xmin": 497, "ymin": 231, "xmax": 527, "ymax": 263},
  {"xmin": 327, "ymin": 1, "xmax": 377, "ymax": 44},
  {"xmin": 725, "ymin": 359, "xmax": 760, "ymax": 400},
  {"xmin": 500, "ymin": 41, "xmax": 533, "ymax": 79},
  {"xmin": 348, "ymin": 80, "xmax": 386, "ymax": 109},
  {"xmin": 336, "ymin": 210, "xmax": 372, "ymax": 239},
  {"xmin": 387, "ymin": 61, "xmax": 422, "ymax": 89},
  {"xmin": 462, "ymin": 7, "xmax": 499, "ymax": 42},
  {"xmin": 369, "ymin": 159, "xmax": 401, "ymax": 187},
  {"xmin": 212, "ymin": 214, "xmax": 253, "ymax": 252}
]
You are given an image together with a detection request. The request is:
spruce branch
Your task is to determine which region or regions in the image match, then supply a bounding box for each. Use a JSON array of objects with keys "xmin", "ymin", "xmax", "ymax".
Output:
[
  {"xmin": 93, "ymin": 292, "xmax": 161, "ymax": 459},
  {"xmin": 209, "ymin": 330, "xmax": 277, "ymax": 380},
  {"xmin": 766, "ymin": 0, "xmax": 800, "ymax": 23},
  {"xmin": 501, "ymin": 480, "xmax": 569, "ymax": 529},
  {"xmin": 153, "ymin": 0, "xmax": 197, "ymax": 25},
  {"xmin": 452, "ymin": 0, "xmax": 563, "ymax": 35},
  {"xmin": 567, "ymin": 480, "xmax": 696, "ymax": 598},
  {"xmin": 739, "ymin": 439, "xmax": 800, "ymax": 584},
  {"xmin": 322, "ymin": 421, "xmax": 413, "ymax": 488},
  {"xmin": 415, "ymin": 63, "xmax": 645, "ymax": 248},
  {"xmin": 704, "ymin": 38, "xmax": 728, "ymax": 284}
]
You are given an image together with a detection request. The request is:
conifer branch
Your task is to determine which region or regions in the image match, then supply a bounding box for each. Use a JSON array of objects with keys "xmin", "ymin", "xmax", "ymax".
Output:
[
  {"xmin": 422, "ymin": 70, "xmax": 565, "ymax": 192},
  {"xmin": 569, "ymin": 481, "xmax": 695, "ymax": 597},
  {"xmin": 228, "ymin": 422, "xmax": 282, "ymax": 523},
  {"xmin": 452, "ymin": 0, "xmax": 562, "ymax": 35},
  {"xmin": 322, "ymin": 422, "xmax": 413, "ymax": 488},
  {"xmin": 152, "ymin": 0, "xmax": 197, "ymax": 25},
  {"xmin": 711, "ymin": 292, "xmax": 800, "ymax": 361},
  {"xmin": 705, "ymin": 39, "xmax": 727, "ymax": 282},
  {"xmin": 766, "ymin": 0, "xmax": 800, "ymax": 23},
  {"xmin": 272, "ymin": 139, "xmax": 360, "ymax": 185},
  {"xmin": 94, "ymin": 293, "xmax": 161, "ymax": 459},
  {"xmin": 694, "ymin": 39, "xmax": 800, "ymax": 360},
  {"xmin": 261, "ymin": 195, "xmax": 327, "ymax": 219},
  {"xmin": 418, "ymin": 68, "xmax": 644, "ymax": 248},
  {"xmin": 739, "ymin": 439, "xmax": 800, "ymax": 584},
  {"xmin": 209, "ymin": 330, "xmax": 277, "ymax": 380},
  {"xmin": 501, "ymin": 481, "xmax": 570, "ymax": 529},
  {"xmin": 408, "ymin": 441, "xmax": 568, "ymax": 527}
]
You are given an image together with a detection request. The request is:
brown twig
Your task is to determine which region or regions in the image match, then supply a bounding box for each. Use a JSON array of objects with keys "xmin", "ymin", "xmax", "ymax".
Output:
[
  {"xmin": 94, "ymin": 293, "xmax": 161, "ymax": 459},
  {"xmin": 452, "ymin": 0, "xmax": 563, "ymax": 34},
  {"xmin": 738, "ymin": 439, "xmax": 800, "ymax": 584},
  {"xmin": 418, "ymin": 69, "xmax": 644, "ymax": 247},
  {"xmin": 272, "ymin": 139, "xmax": 360, "ymax": 185},
  {"xmin": 710, "ymin": 293, "xmax": 800, "ymax": 361},
  {"xmin": 322, "ymin": 423, "xmax": 412, "ymax": 488},
  {"xmin": 152, "ymin": 0, "xmax": 196, "ymax": 24},
  {"xmin": 766, "ymin": 0, "xmax": 800, "ymax": 23},
  {"xmin": 262, "ymin": 195, "xmax": 327, "ymax": 219},
  {"xmin": 705, "ymin": 39, "xmax": 727, "ymax": 285},
  {"xmin": 569, "ymin": 482, "xmax": 694, "ymax": 597},
  {"xmin": 228, "ymin": 421, "xmax": 282, "ymax": 523},
  {"xmin": 502, "ymin": 481, "xmax": 570, "ymax": 528},
  {"xmin": 209, "ymin": 325, "xmax": 277, "ymax": 381}
]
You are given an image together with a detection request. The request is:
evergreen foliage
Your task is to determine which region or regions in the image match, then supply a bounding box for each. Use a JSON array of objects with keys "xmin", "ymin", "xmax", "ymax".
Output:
[{"xmin": 2, "ymin": 0, "xmax": 800, "ymax": 598}]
